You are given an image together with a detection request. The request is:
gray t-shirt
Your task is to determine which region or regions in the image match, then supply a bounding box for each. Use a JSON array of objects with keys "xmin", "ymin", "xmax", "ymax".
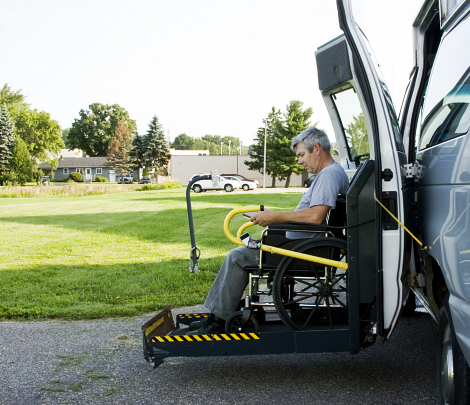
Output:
[{"xmin": 286, "ymin": 161, "xmax": 349, "ymax": 239}]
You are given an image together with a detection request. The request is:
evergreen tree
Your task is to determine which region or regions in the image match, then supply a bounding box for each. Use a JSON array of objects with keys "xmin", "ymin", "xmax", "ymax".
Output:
[
  {"xmin": 245, "ymin": 107, "xmax": 282, "ymax": 187},
  {"xmin": 8, "ymin": 136, "xmax": 32, "ymax": 185},
  {"xmin": 129, "ymin": 133, "xmax": 147, "ymax": 180},
  {"xmin": 272, "ymin": 100, "xmax": 315, "ymax": 187},
  {"xmin": 144, "ymin": 116, "xmax": 171, "ymax": 180},
  {"xmin": 0, "ymin": 104, "xmax": 15, "ymax": 176},
  {"xmin": 105, "ymin": 120, "xmax": 134, "ymax": 182}
]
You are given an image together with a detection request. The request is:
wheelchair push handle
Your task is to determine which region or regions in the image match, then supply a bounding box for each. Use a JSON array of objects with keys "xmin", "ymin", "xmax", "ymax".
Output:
[{"xmin": 223, "ymin": 205, "xmax": 263, "ymax": 246}]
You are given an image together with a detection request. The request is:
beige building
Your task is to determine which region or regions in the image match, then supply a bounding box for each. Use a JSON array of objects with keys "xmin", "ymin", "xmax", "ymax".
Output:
[{"xmin": 170, "ymin": 154, "xmax": 305, "ymax": 187}]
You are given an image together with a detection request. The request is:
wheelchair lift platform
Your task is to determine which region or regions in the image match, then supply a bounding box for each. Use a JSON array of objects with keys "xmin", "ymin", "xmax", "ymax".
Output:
[
  {"xmin": 142, "ymin": 161, "xmax": 378, "ymax": 369},
  {"xmin": 142, "ymin": 308, "xmax": 351, "ymax": 368}
]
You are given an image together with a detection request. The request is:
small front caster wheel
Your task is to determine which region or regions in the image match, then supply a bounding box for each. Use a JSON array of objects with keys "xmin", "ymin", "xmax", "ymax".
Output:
[{"xmin": 225, "ymin": 311, "xmax": 259, "ymax": 333}]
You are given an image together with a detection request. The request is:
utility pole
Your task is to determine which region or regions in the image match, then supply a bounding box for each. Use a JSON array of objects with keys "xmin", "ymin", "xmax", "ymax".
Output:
[
  {"xmin": 228, "ymin": 140, "xmax": 231, "ymax": 155},
  {"xmin": 263, "ymin": 121, "xmax": 267, "ymax": 189},
  {"xmin": 220, "ymin": 141, "xmax": 223, "ymax": 155}
]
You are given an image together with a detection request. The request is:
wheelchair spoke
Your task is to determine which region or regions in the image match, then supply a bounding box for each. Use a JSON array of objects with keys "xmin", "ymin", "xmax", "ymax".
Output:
[{"xmin": 301, "ymin": 296, "xmax": 323, "ymax": 330}]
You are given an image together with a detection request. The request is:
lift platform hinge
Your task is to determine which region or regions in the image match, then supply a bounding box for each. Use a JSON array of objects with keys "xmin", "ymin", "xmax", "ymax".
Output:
[{"xmin": 402, "ymin": 162, "xmax": 424, "ymax": 179}]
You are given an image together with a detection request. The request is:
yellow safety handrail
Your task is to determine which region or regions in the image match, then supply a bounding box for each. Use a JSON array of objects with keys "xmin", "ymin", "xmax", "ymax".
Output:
[{"xmin": 223, "ymin": 206, "xmax": 348, "ymax": 270}]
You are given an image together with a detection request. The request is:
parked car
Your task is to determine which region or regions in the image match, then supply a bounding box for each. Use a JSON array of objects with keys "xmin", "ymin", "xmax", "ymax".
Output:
[
  {"xmin": 41, "ymin": 176, "xmax": 51, "ymax": 184},
  {"xmin": 189, "ymin": 174, "xmax": 239, "ymax": 193},
  {"xmin": 139, "ymin": 176, "xmax": 151, "ymax": 184},
  {"xmin": 303, "ymin": 174, "xmax": 316, "ymax": 188},
  {"xmin": 220, "ymin": 173, "xmax": 258, "ymax": 191},
  {"xmin": 220, "ymin": 175, "xmax": 241, "ymax": 189}
]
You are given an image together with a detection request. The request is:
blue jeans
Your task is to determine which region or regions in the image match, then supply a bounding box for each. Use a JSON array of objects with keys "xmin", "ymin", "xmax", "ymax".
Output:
[{"xmin": 204, "ymin": 246, "xmax": 260, "ymax": 320}]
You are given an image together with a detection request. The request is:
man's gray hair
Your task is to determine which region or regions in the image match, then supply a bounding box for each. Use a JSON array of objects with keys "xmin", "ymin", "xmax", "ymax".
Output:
[{"xmin": 291, "ymin": 127, "xmax": 331, "ymax": 154}]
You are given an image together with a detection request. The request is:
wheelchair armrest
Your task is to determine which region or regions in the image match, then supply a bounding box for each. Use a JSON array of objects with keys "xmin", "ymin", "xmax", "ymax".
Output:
[{"xmin": 267, "ymin": 222, "xmax": 341, "ymax": 233}]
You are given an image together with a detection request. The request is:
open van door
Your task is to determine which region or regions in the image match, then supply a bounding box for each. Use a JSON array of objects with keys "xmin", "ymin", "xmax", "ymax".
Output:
[{"xmin": 315, "ymin": 0, "xmax": 410, "ymax": 338}]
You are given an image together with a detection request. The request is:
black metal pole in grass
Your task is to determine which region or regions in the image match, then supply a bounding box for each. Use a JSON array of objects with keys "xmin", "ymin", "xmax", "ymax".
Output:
[{"xmin": 186, "ymin": 174, "xmax": 211, "ymax": 273}]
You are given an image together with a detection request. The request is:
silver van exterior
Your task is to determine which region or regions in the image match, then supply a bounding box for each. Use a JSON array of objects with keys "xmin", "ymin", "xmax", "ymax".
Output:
[{"xmin": 317, "ymin": 0, "xmax": 470, "ymax": 402}]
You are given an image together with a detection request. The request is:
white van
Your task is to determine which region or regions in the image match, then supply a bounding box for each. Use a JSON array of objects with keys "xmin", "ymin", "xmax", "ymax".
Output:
[{"xmin": 315, "ymin": 1, "xmax": 470, "ymax": 402}]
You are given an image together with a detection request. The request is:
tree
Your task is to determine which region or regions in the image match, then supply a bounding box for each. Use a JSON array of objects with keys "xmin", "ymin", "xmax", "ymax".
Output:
[
  {"xmin": 105, "ymin": 120, "xmax": 134, "ymax": 182},
  {"xmin": 15, "ymin": 108, "xmax": 63, "ymax": 165},
  {"xmin": 67, "ymin": 103, "xmax": 137, "ymax": 157},
  {"xmin": 1, "ymin": 84, "xmax": 63, "ymax": 169},
  {"xmin": 61, "ymin": 128, "xmax": 71, "ymax": 149},
  {"xmin": 129, "ymin": 133, "xmax": 147, "ymax": 180},
  {"xmin": 8, "ymin": 136, "xmax": 32, "ymax": 185},
  {"xmin": 144, "ymin": 116, "xmax": 171, "ymax": 179},
  {"xmin": 271, "ymin": 100, "xmax": 314, "ymax": 187},
  {"xmin": 171, "ymin": 133, "xmax": 194, "ymax": 150},
  {"xmin": 0, "ymin": 84, "xmax": 27, "ymax": 119},
  {"xmin": 0, "ymin": 104, "xmax": 15, "ymax": 177},
  {"xmin": 346, "ymin": 112, "xmax": 369, "ymax": 159},
  {"xmin": 245, "ymin": 107, "xmax": 282, "ymax": 187}
]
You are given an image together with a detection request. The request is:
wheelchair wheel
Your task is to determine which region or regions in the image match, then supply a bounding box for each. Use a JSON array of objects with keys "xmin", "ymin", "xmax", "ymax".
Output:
[
  {"xmin": 272, "ymin": 238, "xmax": 348, "ymax": 331},
  {"xmin": 225, "ymin": 311, "xmax": 259, "ymax": 334}
]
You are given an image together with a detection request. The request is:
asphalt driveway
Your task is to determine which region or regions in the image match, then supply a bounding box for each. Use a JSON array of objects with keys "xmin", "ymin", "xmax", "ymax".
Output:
[{"xmin": 0, "ymin": 306, "xmax": 438, "ymax": 405}]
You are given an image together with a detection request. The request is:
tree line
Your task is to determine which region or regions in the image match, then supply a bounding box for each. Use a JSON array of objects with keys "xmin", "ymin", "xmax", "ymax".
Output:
[
  {"xmin": 66, "ymin": 103, "xmax": 170, "ymax": 181},
  {"xmin": 0, "ymin": 84, "xmax": 171, "ymax": 184},
  {"xmin": 171, "ymin": 134, "xmax": 248, "ymax": 156},
  {"xmin": 0, "ymin": 83, "xmax": 343, "ymax": 188}
]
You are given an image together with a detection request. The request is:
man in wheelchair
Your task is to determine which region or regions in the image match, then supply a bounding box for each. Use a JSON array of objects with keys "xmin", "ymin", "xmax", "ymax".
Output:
[{"xmin": 187, "ymin": 127, "xmax": 349, "ymax": 335}]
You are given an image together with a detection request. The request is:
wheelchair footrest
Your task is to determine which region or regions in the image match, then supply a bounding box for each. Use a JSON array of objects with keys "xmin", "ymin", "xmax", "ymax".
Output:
[{"xmin": 175, "ymin": 312, "xmax": 210, "ymax": 327}]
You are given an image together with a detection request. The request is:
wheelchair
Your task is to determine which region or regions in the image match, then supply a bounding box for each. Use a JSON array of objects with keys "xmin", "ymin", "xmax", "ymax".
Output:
[{"xmin": 223, "ymin": 195, "xmax": 348, "ymax": 334}]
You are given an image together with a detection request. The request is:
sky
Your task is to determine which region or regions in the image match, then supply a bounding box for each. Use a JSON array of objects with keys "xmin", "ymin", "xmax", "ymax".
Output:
[{"xmin": 1, "ymin": 0, "xmax": 424, "ymax": 146}]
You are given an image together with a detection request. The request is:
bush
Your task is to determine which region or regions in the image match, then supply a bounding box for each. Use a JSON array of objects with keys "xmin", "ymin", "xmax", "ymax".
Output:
[
  {"xmin": 94, "ymin": 175, "xmax": 108, "ymax": 182},
  {"xmin": 69, "ymin": 172, "xmax": 83, "ymax": 182},
  {"xmin": 136, "ymin": 180, "xmax": 182, "ymax": 191}
]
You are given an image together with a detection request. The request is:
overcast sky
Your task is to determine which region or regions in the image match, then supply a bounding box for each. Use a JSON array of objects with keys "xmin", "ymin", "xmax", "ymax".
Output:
[{"xmin": 1, "ymin": 0, "xmax": 424, "ymax": 146}]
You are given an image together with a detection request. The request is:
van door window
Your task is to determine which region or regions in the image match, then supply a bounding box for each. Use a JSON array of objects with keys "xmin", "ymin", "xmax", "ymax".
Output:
[
  {"xmin": 331, "ymin": 87, "xmax": 369, "ymax": 166},
  {"xmin": 419, "ymin": 67, "xmax": 470, "ymax": 149}
]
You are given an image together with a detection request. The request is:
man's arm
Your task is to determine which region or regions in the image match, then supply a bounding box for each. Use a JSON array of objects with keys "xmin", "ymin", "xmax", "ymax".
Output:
[{"xmin": 250, "ymin": 205, "xmax": 330, "ymax": 227}]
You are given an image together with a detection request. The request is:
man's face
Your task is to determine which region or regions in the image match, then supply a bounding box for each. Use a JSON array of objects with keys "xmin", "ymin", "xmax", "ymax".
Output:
[{"xmin": 296, "ymin": 141, "xmax": 320, "ymax": 174}]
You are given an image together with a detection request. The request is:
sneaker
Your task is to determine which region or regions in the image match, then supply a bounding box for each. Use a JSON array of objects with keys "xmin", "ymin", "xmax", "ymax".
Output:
[
  {"xmin": 186, "ymin": 314, "xmax": 225, "ymax": 335},
  {"xmin": 188, "ymin": 313, "xmax": 213, "ymax": 331}
]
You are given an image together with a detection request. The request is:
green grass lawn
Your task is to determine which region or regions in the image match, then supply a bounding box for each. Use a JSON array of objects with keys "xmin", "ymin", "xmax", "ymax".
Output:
[{"xmin": 0, "ymin": 188, "xmax": 302, "ymax": 320}]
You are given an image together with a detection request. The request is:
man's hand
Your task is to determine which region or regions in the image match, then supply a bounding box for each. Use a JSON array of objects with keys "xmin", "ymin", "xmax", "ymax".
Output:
[{"xmin": 250, "ymin": 209, "xmax": 277, "ymax": 227}]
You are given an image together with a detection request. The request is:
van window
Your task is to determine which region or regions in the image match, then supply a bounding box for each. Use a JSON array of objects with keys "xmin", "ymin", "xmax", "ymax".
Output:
[
  {"xmin": 419, "ymin": 66, "xmax": 470, "ymax": 149},
  {"xmin": 331, "ymin": 87, "xmax": 369, "ymax": 165}
]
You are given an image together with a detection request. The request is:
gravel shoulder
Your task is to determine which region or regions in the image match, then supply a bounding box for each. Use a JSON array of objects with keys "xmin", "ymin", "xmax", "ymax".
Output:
[{"xmin": 0, "ymin": 305, "xmax": 438, "ymax": 405}]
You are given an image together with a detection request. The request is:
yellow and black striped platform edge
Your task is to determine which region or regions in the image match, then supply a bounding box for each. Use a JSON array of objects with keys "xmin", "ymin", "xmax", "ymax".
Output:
[
  {"xmin": 152, "ymin": 332, "xmax": 260, "ymax": 343},
  {"xmin": 177, "ymin": 314, "xmax": 208, "ymax": 320}
]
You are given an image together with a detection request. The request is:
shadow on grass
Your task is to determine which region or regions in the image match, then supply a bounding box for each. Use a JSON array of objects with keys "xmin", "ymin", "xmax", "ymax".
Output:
[
  {"xmin": 0, "ymin": 191, "xmax": 300, "ymax": 244},
  {"xmin": 0, "ymin": 259, "xmax": 225, "ymax": 320}
]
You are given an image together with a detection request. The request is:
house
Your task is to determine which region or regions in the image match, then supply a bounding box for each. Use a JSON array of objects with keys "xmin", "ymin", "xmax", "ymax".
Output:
[{"xmin": 39, "ymin": 156, "xmax": 138, "ymax": 182}]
